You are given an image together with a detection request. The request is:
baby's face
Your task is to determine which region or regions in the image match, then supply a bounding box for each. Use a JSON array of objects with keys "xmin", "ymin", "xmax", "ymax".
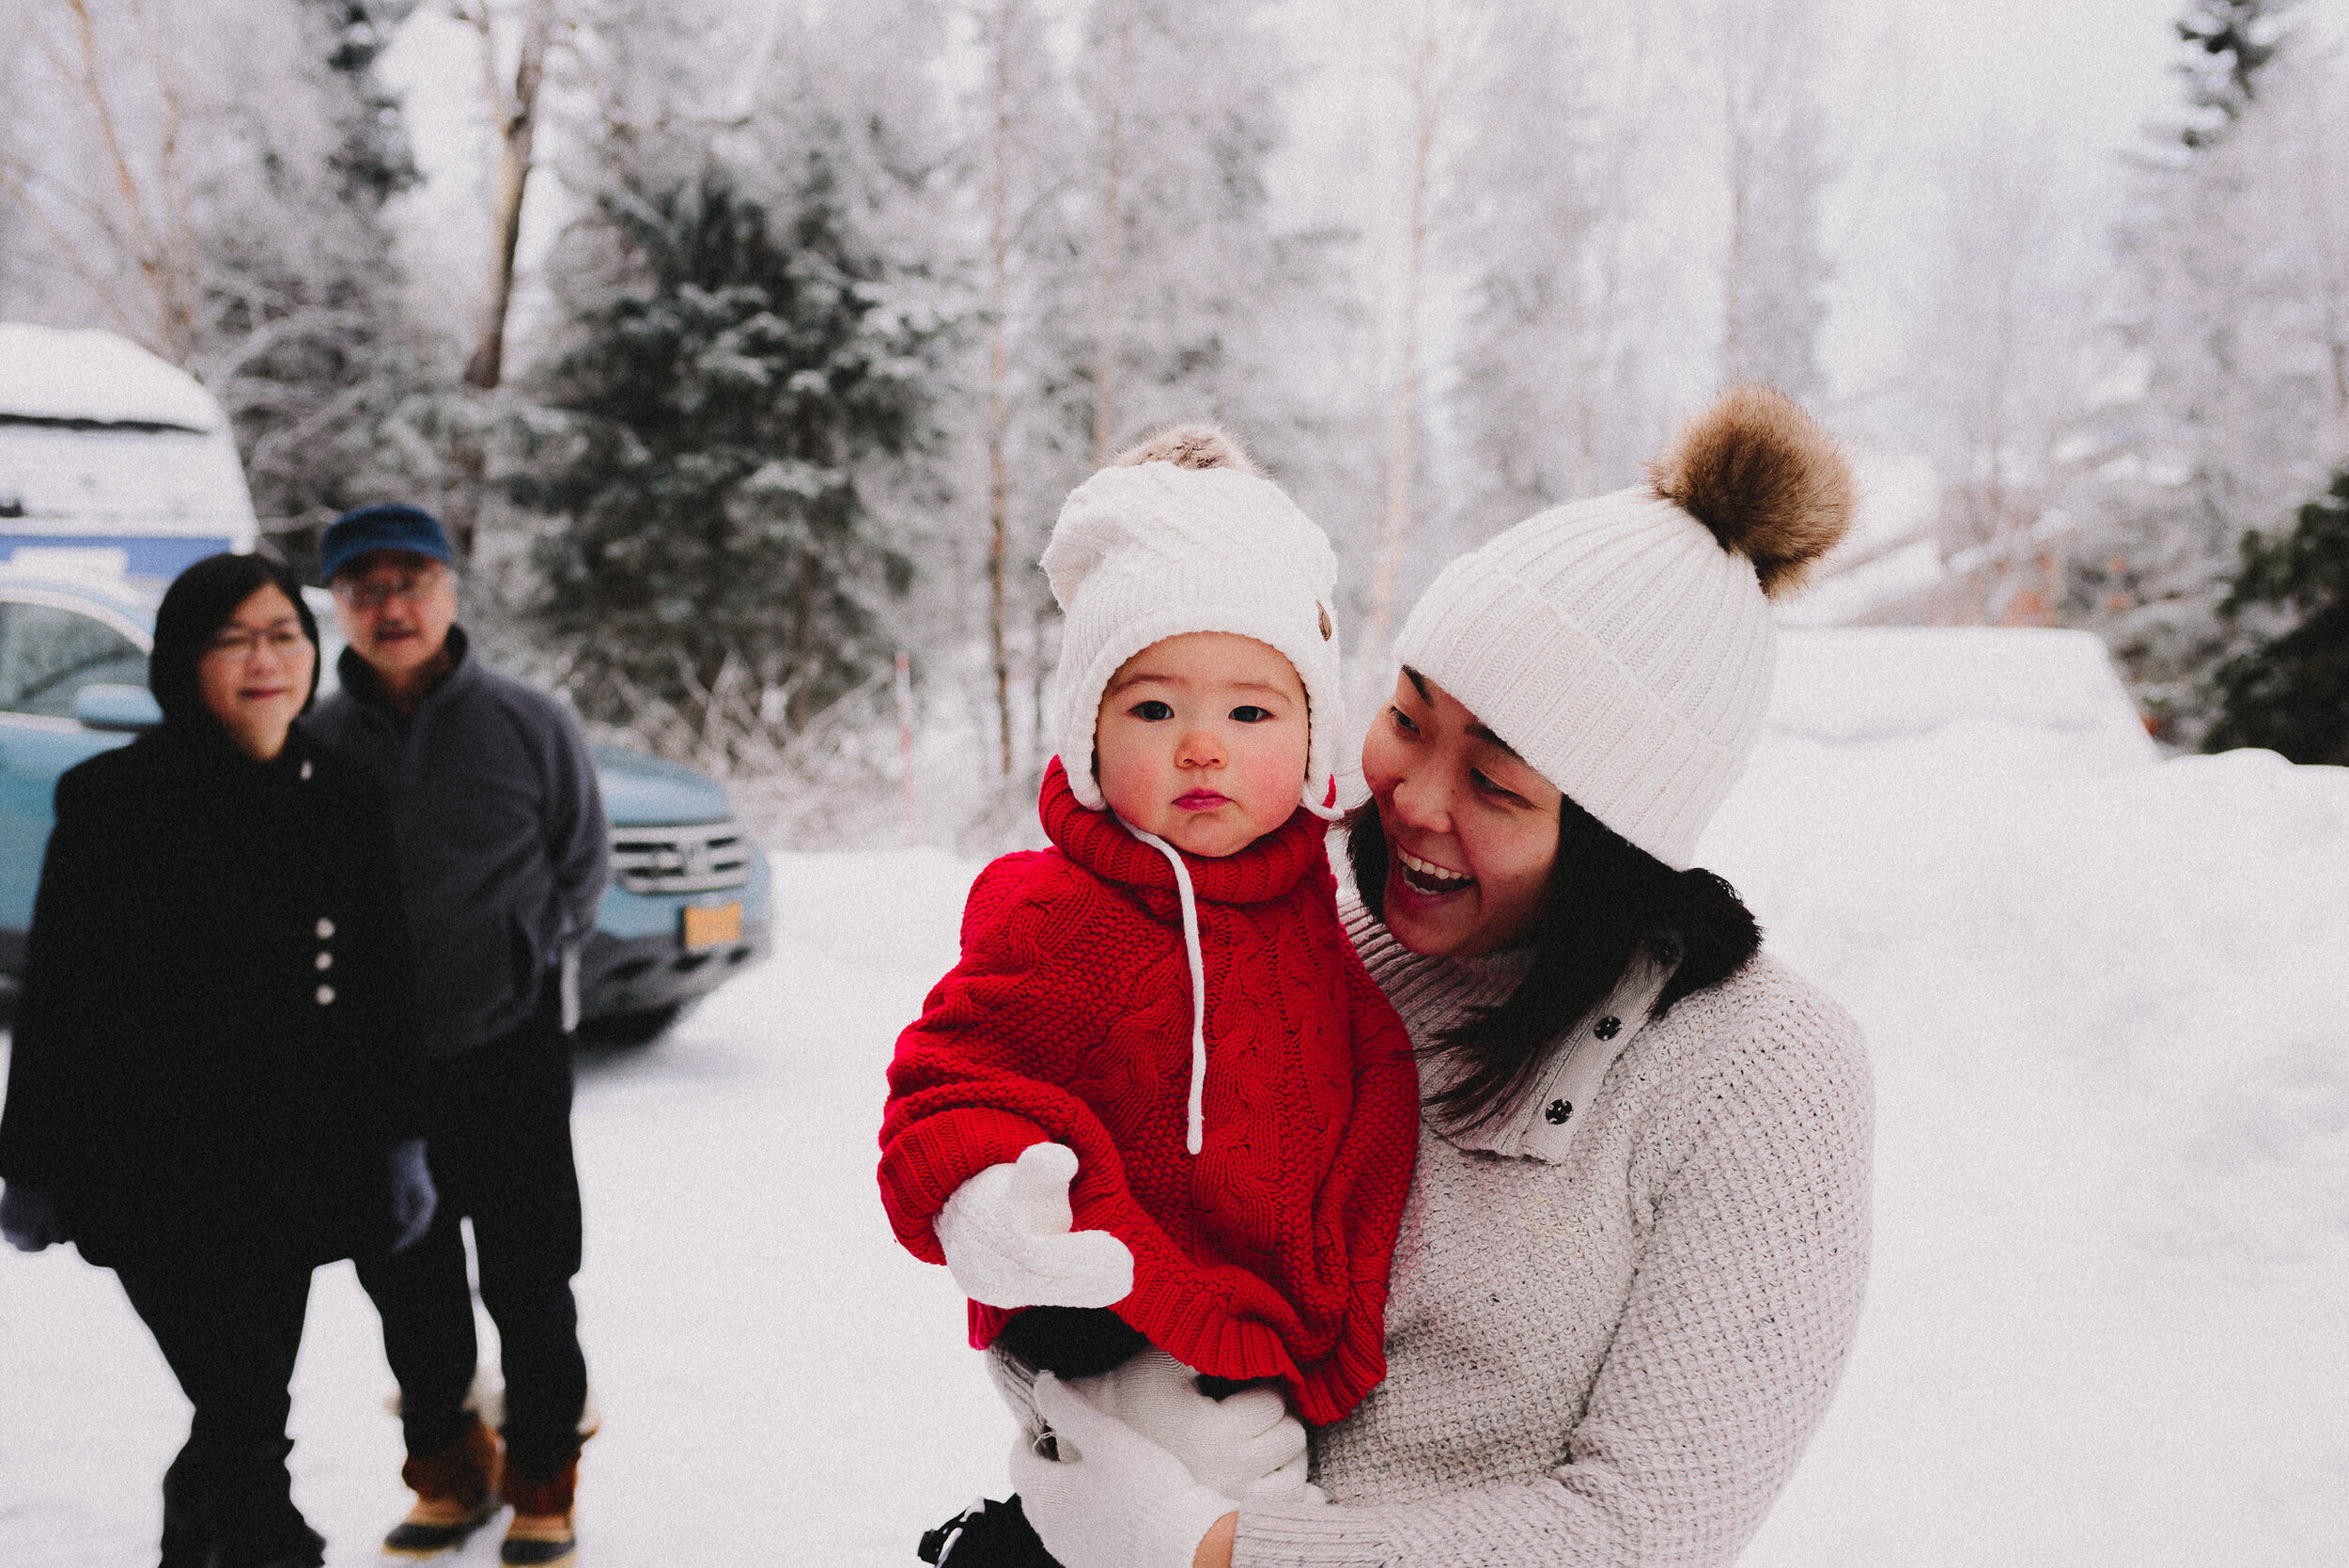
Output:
[{"xmin": 1095, "ymin": 631, "xmax": 1309, "ymax": 858}]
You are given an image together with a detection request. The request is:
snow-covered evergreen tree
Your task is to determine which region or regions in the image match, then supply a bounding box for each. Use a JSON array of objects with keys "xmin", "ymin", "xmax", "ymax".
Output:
[
  {"xmin": 2175, "ymin": 0, "xmax": 2303, "ymax": 146},
  {"xmin": 2204, "ymin": 464, "xmax": 2349, "ymax": 762},
  {"xmin": 2067, "ymin": 3, "xmax": 2345, "ymax": 741},
  {"xmin": 513, "ymin": 116, "xmax": 950, "ymax": 766}
]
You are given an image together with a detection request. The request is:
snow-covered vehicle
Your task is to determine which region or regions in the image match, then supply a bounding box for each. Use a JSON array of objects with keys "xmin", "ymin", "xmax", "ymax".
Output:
[
  {"xmin": 0, "ymin": 323, "xmax": 259, "ymax": 581},
  {"xmin": 0, "ymin": 325, "xmax": 769, "ymax": 1038}
]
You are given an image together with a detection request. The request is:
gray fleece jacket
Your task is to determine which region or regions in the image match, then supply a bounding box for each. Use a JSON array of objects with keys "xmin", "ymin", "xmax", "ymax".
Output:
[
  {"xmin": 1233, "ymin": 890, "xmax": 1873, "ymax": 1568},
  {"xmin": 304, "ymin": 628, "xmax": 608, "ymax": 1059}
]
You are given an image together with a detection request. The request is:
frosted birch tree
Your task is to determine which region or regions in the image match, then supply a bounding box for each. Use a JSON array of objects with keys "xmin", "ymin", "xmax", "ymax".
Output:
[
  {"xmin": 1072, "ymin": 0, "xmax": 1349, "ymax": 458},
  {"xmin": 0, "ymin": 0, "xmax": 428, "ymax": 552},
  {"xmin": 958, "ymin": 0, "xmax": 1085, "ymax": 778},
  {"xmin": 1909, "ymin": 125, "xmax": 2095, "ymax": 557},
  {"xmin": 1446, "ymin": 0, "xmax": 1663, "ymax": 543},
  {"xmin": 453, "ymin": 0, "xmax": 564, "ymax": 392},
  {"xmin": 1348, "ymin": 0, "xmax": 1482, "ymax": 705},
  {"xmin": 1713, "ymin": 0, "xmax": 1832, "ymax": 400}
]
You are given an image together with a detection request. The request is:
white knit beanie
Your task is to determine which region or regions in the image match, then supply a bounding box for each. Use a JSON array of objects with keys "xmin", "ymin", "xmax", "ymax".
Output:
[
  {"xmin": 1042, "ymin": 426, "xmax": 1345, "ymax": 820},
  {"xmin": 1392, "ymin": 386, "xmax": 1855, "ymax": 870}
]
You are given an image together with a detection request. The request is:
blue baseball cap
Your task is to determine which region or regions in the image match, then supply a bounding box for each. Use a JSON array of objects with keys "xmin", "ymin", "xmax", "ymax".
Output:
[{"xmin": 319, "ymin": 504, "xmax": 456, "ymax": 584}]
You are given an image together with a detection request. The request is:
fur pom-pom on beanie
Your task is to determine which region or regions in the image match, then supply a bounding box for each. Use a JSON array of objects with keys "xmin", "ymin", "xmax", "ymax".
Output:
[
  {"xmin": 1042, "ymin": 425, "xmax": 1345, "ymax": 820},
  {"xmin": 1393, "ymin": 384, "xmax": 1854, "ymax": 870}
]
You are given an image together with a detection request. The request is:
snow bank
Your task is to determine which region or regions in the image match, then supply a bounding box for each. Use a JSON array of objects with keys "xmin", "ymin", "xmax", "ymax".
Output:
[
  {"xmin": 1705, "ymin": 660, "xmax": 2349, "ymax": 1566},
  {"xmin": 1766, "ymin": 626, "xmax": 2157, "ymax": 769}
]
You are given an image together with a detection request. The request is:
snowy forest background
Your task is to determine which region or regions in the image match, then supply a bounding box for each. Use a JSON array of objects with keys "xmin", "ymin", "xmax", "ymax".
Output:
[{"xmin": 3, "ymin": 0, "xmax": 2347, "ymax": 849}]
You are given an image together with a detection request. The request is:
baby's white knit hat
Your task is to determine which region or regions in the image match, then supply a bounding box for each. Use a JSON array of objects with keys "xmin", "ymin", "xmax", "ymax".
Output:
[
  {"xmin": 1042, "ymin": 426, "xmax": 1344, "ymax": 820},
  {"xmin": 1393, "ymin": 386, "xmax": 1855, "ymax": 870}
]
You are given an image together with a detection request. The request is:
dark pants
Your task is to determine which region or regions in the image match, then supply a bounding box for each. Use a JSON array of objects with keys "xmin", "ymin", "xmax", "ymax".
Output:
[
  {"xmin": 355, "ymin": 993, "xmax": 589, "ymax": 1481},
  {"xmin": 115, "ymin": 1255, "xmax": 322, "ymax": 1568}
]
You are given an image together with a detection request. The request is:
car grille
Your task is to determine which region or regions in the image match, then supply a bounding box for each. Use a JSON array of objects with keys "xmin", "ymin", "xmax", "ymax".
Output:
[{"xmin": 610, "ymin": 821, "xmax": 754, "ymax": 894}]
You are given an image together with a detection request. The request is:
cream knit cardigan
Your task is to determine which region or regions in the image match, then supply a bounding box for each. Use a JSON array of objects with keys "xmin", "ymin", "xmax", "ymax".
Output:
[{"xmin": 1233, "ymin": 893, "xmax": 1874, "ymax": 1567}]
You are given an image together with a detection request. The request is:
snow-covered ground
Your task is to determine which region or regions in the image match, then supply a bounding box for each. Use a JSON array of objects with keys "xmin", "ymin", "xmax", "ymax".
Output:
[{"xmin": 4, "ymin": 628, "xmax": 2346, "ymax": 1565}]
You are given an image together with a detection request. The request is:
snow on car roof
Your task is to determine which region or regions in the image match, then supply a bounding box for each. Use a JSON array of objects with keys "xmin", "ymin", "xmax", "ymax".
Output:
[{"xmin": 0, "ymin": 323, "xmax": 222, "ymax": 432}]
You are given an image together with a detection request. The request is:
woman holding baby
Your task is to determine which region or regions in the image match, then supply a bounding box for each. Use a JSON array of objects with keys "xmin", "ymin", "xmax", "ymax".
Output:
[{"xmin": 884, "ymin": 386, "xmax": 1874, "ymax": 1568}]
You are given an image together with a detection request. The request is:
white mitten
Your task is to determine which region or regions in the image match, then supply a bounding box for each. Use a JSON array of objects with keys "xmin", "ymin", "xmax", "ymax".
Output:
[
  {"xmin": 1070, "ymin": 1349, "xmax": 1308, "ymax": 1498},
  {"xmin": 935, "ymin": 1142, "xmax": 1134, "ymax": 1310},
  {"xmin": 1010, "ymin": 1371, "xmax": 1238, "ymax": 1568}
]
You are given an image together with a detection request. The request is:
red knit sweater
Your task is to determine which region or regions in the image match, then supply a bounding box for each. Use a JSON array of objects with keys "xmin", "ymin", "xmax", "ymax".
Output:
[{"xmin": 879, "ymin": 760, "xmax": 1420, "ymax": 1426}]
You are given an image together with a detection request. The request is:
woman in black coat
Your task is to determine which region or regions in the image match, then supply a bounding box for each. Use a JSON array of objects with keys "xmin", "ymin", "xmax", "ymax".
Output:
[{"xmin": 0, "ymin": 552, "xmax": 435, "ymax": 1568}]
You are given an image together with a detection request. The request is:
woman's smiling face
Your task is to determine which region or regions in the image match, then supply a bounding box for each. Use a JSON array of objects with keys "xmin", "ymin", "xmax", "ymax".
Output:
[
  {"xmin": 195, "ymin": 582, "xmax": 315, "ymax": 761},
  {"xmin": 1360, "ymin": 667, "xmax": 1563, "ymax": 956}
]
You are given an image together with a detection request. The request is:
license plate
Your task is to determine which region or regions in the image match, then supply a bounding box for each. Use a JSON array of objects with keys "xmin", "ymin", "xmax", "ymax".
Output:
[{"xmin": 681, "ymin": 902, "xmax": 742, "ymax": 950}]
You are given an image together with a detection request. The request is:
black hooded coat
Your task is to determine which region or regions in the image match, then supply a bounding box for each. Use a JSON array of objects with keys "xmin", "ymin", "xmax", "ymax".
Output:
[{"xmin": 0, "ymin": 558, "xmax": 419, "ymax": 1267}]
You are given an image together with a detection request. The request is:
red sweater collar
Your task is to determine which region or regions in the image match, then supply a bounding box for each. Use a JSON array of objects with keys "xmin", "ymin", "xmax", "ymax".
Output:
[{"xmin": 1039, "ymin": 757, "xmax": 1325, "ymax": 908}]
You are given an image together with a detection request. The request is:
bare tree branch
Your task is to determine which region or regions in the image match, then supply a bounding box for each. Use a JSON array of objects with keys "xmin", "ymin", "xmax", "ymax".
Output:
[{"xmin": 0, "ymin": 160, "xmax": 156, "ymax": 346}]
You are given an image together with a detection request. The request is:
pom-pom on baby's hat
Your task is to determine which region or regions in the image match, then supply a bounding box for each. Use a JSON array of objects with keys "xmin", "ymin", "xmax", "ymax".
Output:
[
  {"xmin": 1393, "ymin": 385, "xmax": 1854, "ymax": 870},
  {"xmin": 1042, "ymin": 424, "xmax": 1345, "ymax": 820}
]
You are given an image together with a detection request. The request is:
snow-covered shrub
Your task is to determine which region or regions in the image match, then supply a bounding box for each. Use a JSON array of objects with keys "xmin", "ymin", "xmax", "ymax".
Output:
[{"xmin": 2204, "ymin": 466, "xmax": 2349, "ymax": 763}]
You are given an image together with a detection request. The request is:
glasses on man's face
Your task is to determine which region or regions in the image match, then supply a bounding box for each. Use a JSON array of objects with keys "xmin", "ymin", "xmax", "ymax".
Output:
[
  {"xmin": 207, "ymin": 622, "xmax": 310, "ymax": 660},
  {"xmin": 335, "ymin": 567, "xmax": 447, "ymax": 612}
]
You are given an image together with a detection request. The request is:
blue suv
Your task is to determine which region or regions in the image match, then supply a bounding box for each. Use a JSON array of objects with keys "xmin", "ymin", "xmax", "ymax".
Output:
[{"xmin": 0, "ymin": 566, "xmax": 770, "ymax": 1040}]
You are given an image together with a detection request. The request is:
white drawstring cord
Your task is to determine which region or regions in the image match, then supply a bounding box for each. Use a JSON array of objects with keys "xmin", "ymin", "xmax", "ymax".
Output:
[{"xmin": 1117, "ymin": 818, "xmax": 1209, "ymax": 1156}]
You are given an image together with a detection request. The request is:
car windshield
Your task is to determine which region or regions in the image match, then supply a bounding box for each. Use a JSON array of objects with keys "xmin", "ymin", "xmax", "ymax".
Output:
[{"xmin": 0, "ymin": 595, "xmax": 149, "ymax": 718}]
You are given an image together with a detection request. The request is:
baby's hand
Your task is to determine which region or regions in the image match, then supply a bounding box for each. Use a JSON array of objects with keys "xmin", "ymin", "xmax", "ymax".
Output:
[
  {"xmin": 1071, "ymin": 1349, "xmax": 1309, "ymax": 1498},
  {"xmin": 936, "ymin": 1142, "xmax": 1134, "ymax": 1310}
]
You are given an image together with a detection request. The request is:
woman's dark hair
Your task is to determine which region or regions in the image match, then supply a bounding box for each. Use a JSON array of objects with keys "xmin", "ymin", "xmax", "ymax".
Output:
[
  {"xmin": 1346, "ymin": 790, "xmax": 1762, "ymax": 1132},
  {"xmin": 149, "ymin": 552, "xmax": 320, "ymax": 729}
]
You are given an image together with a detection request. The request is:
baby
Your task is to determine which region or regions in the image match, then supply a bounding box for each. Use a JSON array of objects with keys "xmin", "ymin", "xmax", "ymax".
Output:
[{"xmin": 879, "ymin": 427, "xmax": 1419, "ymax": 1567}]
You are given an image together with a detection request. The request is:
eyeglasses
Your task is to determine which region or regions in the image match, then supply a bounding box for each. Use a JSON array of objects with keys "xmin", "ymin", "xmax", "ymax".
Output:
[
  {"xmin": 334, "ymin": 566, "xmax": 448, "ymax": 611},
  {"xmin": 207, "ymin": 622, "xmax": 310, "ymax": 660}
]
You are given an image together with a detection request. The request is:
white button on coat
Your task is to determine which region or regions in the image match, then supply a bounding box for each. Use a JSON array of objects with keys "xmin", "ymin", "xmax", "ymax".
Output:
[
  {"xmin": 315, "ymin": 952, "xmax": 333, "ymax": 971},
  {"xmin": 315, "ymin": 918, "xmax": 334, "ymax": 939},
  {"xmin": 315, "ymin": 985, "xmax": 335, "ymax": 1006}
]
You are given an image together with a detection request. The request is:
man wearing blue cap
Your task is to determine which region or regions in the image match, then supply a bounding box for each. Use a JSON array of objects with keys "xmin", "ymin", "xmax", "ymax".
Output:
[{"xmin": 305, "ymin": 505, "xmax": 607, "ymax": 1568}]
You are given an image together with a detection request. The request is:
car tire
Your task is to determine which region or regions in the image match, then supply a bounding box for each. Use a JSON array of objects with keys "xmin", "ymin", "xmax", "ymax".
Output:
[{"xmin": 575, "ymin": 1001, "xmax": 688, "ymax": 1048}]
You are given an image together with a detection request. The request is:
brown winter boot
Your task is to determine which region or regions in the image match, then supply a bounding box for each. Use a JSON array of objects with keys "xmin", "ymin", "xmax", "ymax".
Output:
[
  {"xmin": 382, "ymin": 1417, "xmax": 504, "ymax": 1558},
  {"xmin": 499, "ymin": 1461, "xmax": 579, "ymax": 1568}
]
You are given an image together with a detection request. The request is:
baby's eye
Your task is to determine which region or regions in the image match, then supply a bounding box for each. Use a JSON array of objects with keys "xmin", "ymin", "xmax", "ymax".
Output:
[
  {"xmin": 1230, "ymin": 706, "xmax": 1272, "ymax": 722},
  {"xmin": 1128, "ymin": 700, "xmax": 1174, "ymax": 722}
]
